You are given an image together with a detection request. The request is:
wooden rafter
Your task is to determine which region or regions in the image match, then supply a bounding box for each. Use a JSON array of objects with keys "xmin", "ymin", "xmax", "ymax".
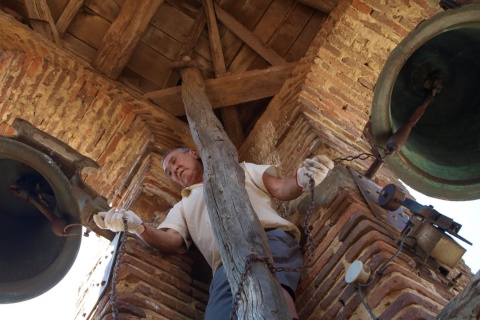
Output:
[
  {"xmin": 145, "ymin": 62, "xmax": 296, "ymax": 116},
  {"xmin": 24, "ymin": 0, "xmax": 62, "ymax": 46},
  {"xmin": 55, "ymin": 0, "xmax": 84, "ymax": 37},
  {"xmin": 214, "ymin": 4, "xmax": 286, "ymax": 66},
  {"xmin": 92, "ymin": 0, "xmax": 164, "ymax": 79}
]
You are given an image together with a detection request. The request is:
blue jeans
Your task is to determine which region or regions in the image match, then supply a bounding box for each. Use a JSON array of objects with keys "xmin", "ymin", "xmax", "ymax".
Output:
[{"xmin": 204, "ymin": 229, "xmax": 303, "ymax": 320}]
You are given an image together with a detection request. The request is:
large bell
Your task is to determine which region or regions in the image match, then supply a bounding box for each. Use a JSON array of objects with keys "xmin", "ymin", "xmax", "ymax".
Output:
[
  {"xmin": 371, "ymin": 4, "xmax": 480, "ymax": 200},
  {"xmin": 0, "ymin": 119, "xmax": 111, "ymax": 303}
]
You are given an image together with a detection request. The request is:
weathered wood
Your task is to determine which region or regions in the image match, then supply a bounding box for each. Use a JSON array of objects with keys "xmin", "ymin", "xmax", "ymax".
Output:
[
  {"xmin": 180, "ymin": 60, "xmax": 291, "ymax": 319},
  {"xmin": 24, "ymin": 0, "xmax": 62, "ymax": 45},
  {"xmin": 215, "ymin": 3, "xmax": 286, "ymax": 66},
  {"xmin": 203, "ymin": 0, "xmax": 227, "ymax": 75},
  {"xmin": 92, "ymin": 0, "xmax": 164, "ymax": 79},
  {"xmin": 296, "ymin": 0, "xmax": 339, "ymax": 13},
  {"xmin": 437, "ymin": 270, "xmax": 480, "ymax": 319},
  {"xmin": 55, "ymin": 0, "xmax": 84, "ymax": 36},
  {"xmin": 145, "ymin": 62, "xmax": 296, "ymax": 115}
]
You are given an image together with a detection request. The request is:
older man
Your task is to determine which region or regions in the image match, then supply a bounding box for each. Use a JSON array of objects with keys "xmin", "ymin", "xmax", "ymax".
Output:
[{"xmin": 94, "ymin": 148, "xmax": 333, "ymax": 319}]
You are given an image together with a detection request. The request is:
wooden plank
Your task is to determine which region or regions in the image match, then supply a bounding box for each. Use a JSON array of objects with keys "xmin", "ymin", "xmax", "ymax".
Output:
[
  {"xmin": 268, "ymin": 2, "xmax": 314, "ymax": 56},
  {"xmin": 55, "ymin": 0, "xmax": 84, "ymax": 36},
  {"xmin": 297, "ymin": 0, "xmax": 339, "ymax": 13},
  {"xmin": 180, "ymin": 63, "xmax": 292, "ymax": 320},
  {"xmin": 145, "ymin": 62, "xmax": 296, "ymax": 116},
  {"xmin": 285, "ymin": 9, "xmax": 326, "ymax": 61},
  {"xmin": 203, "ymin": 0, "xmax": 227, "ymax": 76},
  {"xmin": 24, "ymin": 0, "xmax": 62, "ymax": 45},
  {"xmin": 92, "ymin": 0, "xmax": 164, "ymax": 79},
  {"xmin": 141, "ymin": 26, "xmax": 183, "ymax": 61},
  {"xmin": 66, "ymin": 10, "xmax": 111, "ymax": 49},
  {"xmin": 215, "ymin": 3, "xmax": 286, "ymax": 66},
  {"xmin": 150, "ymin": 2, "xmax": 195, "ymax": 44},
  {"xmin": 126, "ymin": 41, "xmax": 172, "ymax": 88}
]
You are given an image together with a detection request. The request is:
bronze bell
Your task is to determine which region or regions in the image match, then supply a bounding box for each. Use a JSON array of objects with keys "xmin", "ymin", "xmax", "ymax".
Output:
[
  {"xmin": 0, "ymin": 119, "xmax": 111, "ymax": 303},
  {"xmin": 371, "ymin": 4, "xmax": 480, "ymax": 200}
]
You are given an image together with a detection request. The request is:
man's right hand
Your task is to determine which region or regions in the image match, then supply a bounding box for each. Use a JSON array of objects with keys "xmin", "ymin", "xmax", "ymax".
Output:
[{"xmin": 93, "ymin": 208, "xmax": 146, "ymax": 234}]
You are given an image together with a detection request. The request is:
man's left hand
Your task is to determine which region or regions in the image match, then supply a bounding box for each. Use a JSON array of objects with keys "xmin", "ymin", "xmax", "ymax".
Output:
[{"xmin": 296, "ymin": 155, "xmax": 334, "ymax": 191}]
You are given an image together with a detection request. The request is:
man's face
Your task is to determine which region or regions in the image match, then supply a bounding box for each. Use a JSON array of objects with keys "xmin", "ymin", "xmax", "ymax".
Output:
[{"xmin": 163, "ymin": 149, "xmax": 204, "ymax": 187}]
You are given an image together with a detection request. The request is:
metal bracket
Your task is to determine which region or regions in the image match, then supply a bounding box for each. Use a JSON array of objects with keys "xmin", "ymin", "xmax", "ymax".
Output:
[{"xmin": 348, "ymin": 166, "xmax": 408, "ymax": 232}]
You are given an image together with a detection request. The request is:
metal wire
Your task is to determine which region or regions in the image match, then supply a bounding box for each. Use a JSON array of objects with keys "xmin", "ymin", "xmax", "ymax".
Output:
[{"xmin": 357, "ymin": 232, "xmax": 411, "ymax": 319}]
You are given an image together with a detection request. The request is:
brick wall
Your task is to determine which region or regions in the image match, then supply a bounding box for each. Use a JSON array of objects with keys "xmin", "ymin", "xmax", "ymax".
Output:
[{"xmin": 0, "ymin": 1, "xmax": 475, "ymax": 319}]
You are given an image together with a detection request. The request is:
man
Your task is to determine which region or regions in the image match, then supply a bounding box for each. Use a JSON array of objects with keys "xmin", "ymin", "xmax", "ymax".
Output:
[{"xmin": 94, "ymin": 148, "xmax": 333, "ymax": 319}]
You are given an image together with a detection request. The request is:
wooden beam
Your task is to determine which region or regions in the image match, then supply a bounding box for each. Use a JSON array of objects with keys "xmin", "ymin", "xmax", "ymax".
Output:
[
  {"xmin": 203, "ymin": 0, "xmax": 227, "ymax": 76},
  {"xmin": 180, "ymin": 60, "xmax": 291, "ymax": 319},
  {"xmin": 163, "ymin": 11, "xmax": 207, "ymax": 88},
  {"xmin": 92, "ymin": 0, "xmax": 163, "ymax": 79},
  {"xmin": 437, "ymin": 270, "xmax": 480, "ymax": 319},
  {"xmin": 203, "ymin": 0, "xmax": 244, "ymax": 148},
  {"xmin": 296, "ymin": 0, "xmax": 339, "ymax": 13},
  {"xmin": 24, "ymin": 0, "xmax": 62, "ymax": 45},
  {"xmin": 55, "ymin": 0, "xmax": 84, "ymax": 37},
  {"xmin": 145, "ymin": 62, "xmax": 296, "ymax": 116},
  {"xmin": 214, "ymin": 4, "xmax": 286, "ymax": 66}
]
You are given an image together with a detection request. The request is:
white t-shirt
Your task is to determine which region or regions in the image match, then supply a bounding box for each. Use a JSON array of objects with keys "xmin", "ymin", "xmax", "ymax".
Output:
[{"xmin": 158, "ymin": 162, "xmax": 300, "ymax": 273}]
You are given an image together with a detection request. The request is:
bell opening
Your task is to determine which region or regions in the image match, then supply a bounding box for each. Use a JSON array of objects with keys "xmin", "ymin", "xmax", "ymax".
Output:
[
  {"xmin": 0, "ymin": 136, "xmax": 82, "ymax": 303},
  {"xmin": 0, "ymin": 159, "xmax": 65, "ymax": 283},
  {"xmin": 372, "ymin": 5, "xmax": 480, "ymax": 200},
  {"xmin": 391, "ymin": 26, "xmax": 480, "ymax": 183}
]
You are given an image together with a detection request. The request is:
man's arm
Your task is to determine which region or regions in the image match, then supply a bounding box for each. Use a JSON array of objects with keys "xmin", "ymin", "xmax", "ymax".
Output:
[
  {"xmin": 262, "ymin": 155, "xmax": 334, "ymax": 201},
  {"xmin": 93, "ymin": 208, "xmax": 184, "ymax": 254},
  {"xmin": 139, "ymin": 225, "xmax": 184, "ymax": 254},
  {"xmin": 263, "ymin": 173, "xmax": 303, "ymax": 201}
]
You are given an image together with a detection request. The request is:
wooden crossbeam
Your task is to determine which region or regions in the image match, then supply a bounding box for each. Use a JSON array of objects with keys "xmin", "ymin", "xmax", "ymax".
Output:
[
  {"xmin": 145, "ymin": 62, "xmax": 296, "ymax": 116},
  {"xmin": 92, "ymin": 0, "xmax": 163, "ymax": 79}
]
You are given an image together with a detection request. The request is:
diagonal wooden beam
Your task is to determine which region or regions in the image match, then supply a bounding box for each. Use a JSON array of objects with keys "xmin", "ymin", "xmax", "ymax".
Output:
[
  {"xmin": 92, "ymin": 0, "xmax": 164, "ymax": 79},
  {"xmin": 24, "ymin": 0, "xmax": 62, "ymax": 46},
  {"xmin": 203, "ymin": 0, "xmax": 227, "ymax": 76},
  {"xmin": 203, "ymin": 0, "xmax": 244, "ymax": 148},
  {"xmin": 55, "ymin": 0, "xmax": 84, "ymax": 37},
  {"xmin": 145, "ymin": 62, "xmax": 296, "ymax": 116},
  {"xmin": 296, "ymin": 0, "xmax": 339, "ymax": 13},
  {"xmin": 214, "ymin": 4, "xmax": 286, "ymax": 66},
  {"xmin": 163, "ymin": 11, "xmax": 207, "ymax": 88}
]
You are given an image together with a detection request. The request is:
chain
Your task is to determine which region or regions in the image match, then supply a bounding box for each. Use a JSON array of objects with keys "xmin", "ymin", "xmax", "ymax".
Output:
[
  {"xmin": 303, "ymin": 178, "xmax": 316, "ymax": 265},
  {"xmin": 230, "ymin": 178, "xmax": 316, "ymax": 319},
  {"xmin": 333, "ymin": 151, "xmax": 385, "ymax": 164},
  {"xmin": 110, "ymin": 219, "xmax": 128, "ymax": 320}
]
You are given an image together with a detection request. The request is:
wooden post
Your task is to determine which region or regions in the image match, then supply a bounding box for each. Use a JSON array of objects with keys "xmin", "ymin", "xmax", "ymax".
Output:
[
  {"xmin": 436, "ymin": 270, "xmax": 480, "ymax": 319},
  {"xmin": 179, "ymin": 57, "xmax": 291, "ymax": 319}
]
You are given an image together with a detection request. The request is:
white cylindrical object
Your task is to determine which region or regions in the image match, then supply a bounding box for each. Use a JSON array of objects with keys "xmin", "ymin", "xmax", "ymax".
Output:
[{"xmin": 345, "ymin": 260, "xmax": 371, "ymax": 284}]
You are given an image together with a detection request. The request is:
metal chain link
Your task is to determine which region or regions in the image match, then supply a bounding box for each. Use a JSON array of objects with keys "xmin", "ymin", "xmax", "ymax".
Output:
[
  {"xmin": 333, "ymin": 151, "xmax": 384, "ymax": 164},
  {"xmin": 230, "ymin": 178, "xmax": 316, "ymax": 319},
  {"xmin": 110, "ymin": 219, "xmax": 128, "ymax": 320}
]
